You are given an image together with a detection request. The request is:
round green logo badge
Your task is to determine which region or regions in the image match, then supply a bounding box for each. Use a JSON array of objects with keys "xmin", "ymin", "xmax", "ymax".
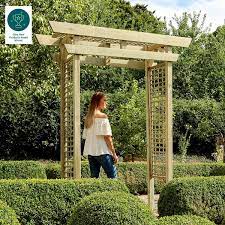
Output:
[{"xmin": 7, "ymin": 9, "xmax": 30, "ymax": 31}]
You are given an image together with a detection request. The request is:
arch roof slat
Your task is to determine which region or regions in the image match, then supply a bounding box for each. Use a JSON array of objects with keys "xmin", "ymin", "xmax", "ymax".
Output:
[{"xmin": 49, "ymin": 21, "xmax": 191, "ymax": 47}]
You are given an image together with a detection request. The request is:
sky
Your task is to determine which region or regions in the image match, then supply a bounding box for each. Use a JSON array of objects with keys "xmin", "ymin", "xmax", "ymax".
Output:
[{"xmin": 129, "ymin": 0, "xmax": 225, "ymax": 32}]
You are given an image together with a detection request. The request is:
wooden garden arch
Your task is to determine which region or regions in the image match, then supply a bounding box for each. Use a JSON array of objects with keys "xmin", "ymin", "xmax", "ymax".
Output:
[{"xmin": 35, "ymin": 21, "xmax": 191, "ymax": 208}]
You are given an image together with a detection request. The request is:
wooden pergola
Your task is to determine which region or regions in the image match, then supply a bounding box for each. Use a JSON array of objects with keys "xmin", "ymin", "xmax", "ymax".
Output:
[{"xmin": 35, "ymin": 21, "xmax": 191, "ymax": 208}]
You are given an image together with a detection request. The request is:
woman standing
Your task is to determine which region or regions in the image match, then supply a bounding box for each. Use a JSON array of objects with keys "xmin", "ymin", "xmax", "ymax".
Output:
[{"xmin": 82, "ymin": 92, "xmax": 118, "ymax": 179}]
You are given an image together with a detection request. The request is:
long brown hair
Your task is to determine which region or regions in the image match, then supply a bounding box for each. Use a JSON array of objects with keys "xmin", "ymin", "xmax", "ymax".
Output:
[{"xmin": 84, "ymin": 92, "xmax": 105, "ymax": 128}]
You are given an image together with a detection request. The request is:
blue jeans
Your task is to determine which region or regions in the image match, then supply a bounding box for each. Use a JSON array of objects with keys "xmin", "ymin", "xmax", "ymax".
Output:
[{"xmin": 88, "ymin": 154, "xmax": 117, "ymax": 179}]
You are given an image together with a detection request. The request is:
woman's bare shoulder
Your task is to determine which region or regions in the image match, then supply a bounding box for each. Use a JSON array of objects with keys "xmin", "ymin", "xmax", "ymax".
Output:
[{"xmin": 94, "ymin": 113, "xmax": 108, "ymax": 119}]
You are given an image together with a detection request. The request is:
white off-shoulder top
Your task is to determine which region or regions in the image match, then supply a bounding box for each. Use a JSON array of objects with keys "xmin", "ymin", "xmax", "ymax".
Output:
[{"xmin": 82, "ymin": 117, "xmax": 112, "ymax": 156}]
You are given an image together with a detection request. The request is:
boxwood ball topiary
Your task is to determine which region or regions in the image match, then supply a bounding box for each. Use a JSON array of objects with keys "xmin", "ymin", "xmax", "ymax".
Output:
[
  {"xmin": 0, "ymin": 178, "xmax": 128, "ymax": 225},
  {"xmin": 67, "ymin": 191, "xmax": 156, "ymax": 225},
  {"xmin": 158, "ymin": 176, "xmax": 225, "ymax": 224},
  {"xmin": 156, "ymin": 215, "xmax": 215, "ymax": 225},
  {"xmin": 0, "ymin": 200, "xmax": 20, "ymax": 225}
]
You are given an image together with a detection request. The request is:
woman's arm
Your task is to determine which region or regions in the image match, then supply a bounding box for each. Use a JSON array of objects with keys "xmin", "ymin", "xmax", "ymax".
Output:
[{"xmin": 104, "ymin": 135, "xmax": 118, "ymax": 163}]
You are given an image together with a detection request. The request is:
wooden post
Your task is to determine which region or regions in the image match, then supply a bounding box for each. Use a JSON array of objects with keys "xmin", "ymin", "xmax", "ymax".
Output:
[
  {"xmin": 72, "ymin": 54, "xmax": 81, "ymax": 179},
  {"xmin": 59, "ymin": 44, "xmax": 66, "ymax": 178},
  {"xmin": 145, "ymin": 56, "xmax": 155, "ymax": 209},
  {"xmin": 165, "ymin": 47, "xmax": 173, "ymax": 182}
]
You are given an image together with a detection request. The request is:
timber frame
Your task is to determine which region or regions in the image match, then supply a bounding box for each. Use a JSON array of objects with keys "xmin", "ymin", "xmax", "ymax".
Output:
[{"xmin": 35, "ymin": 21, "xmax": 191, "ymax": 208}]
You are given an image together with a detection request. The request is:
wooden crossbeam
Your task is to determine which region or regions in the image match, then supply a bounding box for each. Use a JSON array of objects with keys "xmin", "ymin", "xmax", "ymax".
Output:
[
  {"xmin": 49, "ymin": 21, "xmax": 191, "ymax": 47},
  {"xmin": 81, "ymin": 56, "xmax": 145, "ymax": 69},
  {"xmin": 64, "ymin": 55, "xmax": 145, "ymax": 69},
  {"xmin": 35, "ymin": 34, "xmax": 167, "ymax": 53},
  {"xmin": 35, "ymin": 34, "xmax": 60, "ymax": 45},
  {"xmin": 35, "ymin": 34, "xmax": 163, "ymax": 51},
  {"xmin": 64, "ymin": 44, "xmax": 179, "ymax": 62},
  {"xmin": 110, "ymin": 58, "xmax": 145, "ymax": 69}
]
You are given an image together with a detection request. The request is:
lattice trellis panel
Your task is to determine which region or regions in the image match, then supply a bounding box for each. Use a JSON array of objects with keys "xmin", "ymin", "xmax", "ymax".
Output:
[
  {"xmin": 62, "ymin": 57, "xmax": 74, "ymax": 178},
  {"xmin": 148, "ymin": 63, "xmax": 167, "ymax": 180}
]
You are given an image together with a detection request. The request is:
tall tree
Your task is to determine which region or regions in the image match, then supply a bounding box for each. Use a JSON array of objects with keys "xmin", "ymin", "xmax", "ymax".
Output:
[
  {"xmin": 168, "ymin": 11, "xmax": 211, "ymax": 39},
  {"xmin": 168, "ymin": 11, "xmax": 225, "ymax": 100}
]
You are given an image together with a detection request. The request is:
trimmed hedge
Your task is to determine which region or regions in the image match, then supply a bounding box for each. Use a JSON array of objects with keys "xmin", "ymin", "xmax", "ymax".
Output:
[
  {"xmin": 157, "ymin": 215, "xmax": 215, "ymax": 225},
  {"xmin": 0, "ymin": 161, "xmax": 46, "ymax": 179},
  {"xmin": 0, "ymin": 179, "xmax": 129, "ymax": 225},
  {"xmin": 158, "ymin": 176, "xmax": 225, "ymax": 224},
  {"xmin": 44, "ymin": 161, "xmax": 90, "ymax": 180},
  {"xmin": 44, "ymin": 162, "xmax": 62, "ymax": 179},
  {"xmin": 67, "ymin": 191, "xmax": 156, "ymax": 225},
  {"xmin": 0, "ymin": 200, "xmax": 20, "ymax": 225},
  {"xmin": 44, "ymin": 162, "xmax": 225, "ymax": 193},
  {"xmin": 44, "ymin": 162, "xmax": 149, "ymax": 194}
]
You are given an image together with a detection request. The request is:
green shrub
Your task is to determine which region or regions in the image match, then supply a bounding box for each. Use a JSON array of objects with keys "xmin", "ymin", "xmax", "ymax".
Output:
[
  {"xmin": 0, "ymin": 161, "xmax": 46, "ymax": 179},
  {"xmin": 117, "ymin": 162, "xmax": 147, "ymax": 194},
  {"xmin": 44, "ymin": 162, "xmax": 148, "ymax": 194},
  {"xmin": 111, "ymin": 82, "xmax": 147, "ymax": 158},
  {"xmin": 158, "ymin": 176, "xmax": 225, "ymax": 224},
  {"xmin": 44, "ymin": 161, "xmax": 62, "ymax": 179},
  {"xmin": 173, "ymin": 162, "xmax": 225, "ymax": 177},
  {"xmin": 157, "ymin": 215, "xmax": 215, "ymax": 225},
  {"xmin": 173, "ymin": 99, "xmax": 225, "ymax": 156},
  {"xmin": 67, "ymin": 191, "xmax": 156, "ymax": 225},
  {"xmin": 44, "ymin": 162, "xmax": 225, "ymax": 194},
  {"xmin": 0, "ymin": 178, "xmax": 128, "ymax": 225},
  {"xmin": 0, "ymin": 200, "xmax": 20, "ymax": 225}
]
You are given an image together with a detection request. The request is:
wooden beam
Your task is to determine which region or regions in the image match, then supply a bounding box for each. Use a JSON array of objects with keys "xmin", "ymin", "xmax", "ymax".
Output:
[
  {"xmin": 49, "ymin": 21, "xmax": 192, "ymax": 47},
  {"xmin": 80, "ymin": 56, "xmax": 145, "ymax": 70},
  {"xmin": 109, "ymin": 58, "xmax": 144, "ymax": 69},
  {"xmin": 64, "ymin": 44, "xmax": 179, "ymax": 62},
  {"xmin": 35, "ymin": 33, "xmax": 166, "ymax": 53},
  {"xmin": 65, "ymin": 56, "xmax": 145, "ymax": 69},
  {"xmin": 71, "ymin": 40, "xmax": 146, "ymax": 50},
  {"xmin": 35, "ymin": 34, "xmax": 60, "ymax": 45},
  {"xmin": 35, "ymin": 33, "xmax": 144, "ymax": 50}
]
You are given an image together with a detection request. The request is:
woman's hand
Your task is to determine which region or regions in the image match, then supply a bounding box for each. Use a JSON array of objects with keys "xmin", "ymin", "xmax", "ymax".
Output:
[{"xmin": 112, "ymin": 153, "xmax": 119, "ymax": 164}]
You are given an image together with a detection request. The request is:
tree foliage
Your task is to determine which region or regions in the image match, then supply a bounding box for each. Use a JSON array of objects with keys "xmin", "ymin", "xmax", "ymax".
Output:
[
  {"xmin": 0, "ymin": 0, "xmax": 164, "ymax": 159},
  {"xmin": 170, "ymin": 12, "xmax": 225, "ymax": 101}
]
